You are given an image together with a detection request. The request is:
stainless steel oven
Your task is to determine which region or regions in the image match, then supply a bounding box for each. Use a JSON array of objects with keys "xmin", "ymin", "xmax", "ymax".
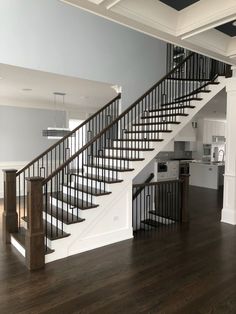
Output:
[{"xmin": 158, "ymin": 162, "xmax": 168, "ymax": 173}]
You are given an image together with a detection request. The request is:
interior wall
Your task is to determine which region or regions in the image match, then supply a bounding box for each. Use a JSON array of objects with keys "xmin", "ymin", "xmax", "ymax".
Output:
[
  {"xmin": 0, "ymin": 0, "xmax": 166, "ymax": 110},
  {"xmin": 0, "ymin": 105, "xmax": 66, "ymax": 162}
]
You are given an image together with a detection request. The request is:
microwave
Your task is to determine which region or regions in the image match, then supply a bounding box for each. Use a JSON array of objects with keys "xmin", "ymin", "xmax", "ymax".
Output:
[{"xmin": 203, "ymin": 144, "xmax": 211, "ymax": 157}]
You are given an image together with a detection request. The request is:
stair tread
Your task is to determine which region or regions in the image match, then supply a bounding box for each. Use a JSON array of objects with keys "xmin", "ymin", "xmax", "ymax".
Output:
[
  {"xmin": 51, "ymin": 191, "xmax": 99, "ymax": 210},
  {"xmin": 113, "ymin": 139, "xmax": 164, "ymax": 142},
  {"xmin": 125, "ymin": 130, "xmax": 172, "ymax": 134},
  {"xmin": 93, "ymin": 155, "xmax": 145, "ymax": 161},
  {"xmin": 206, "ymin": 81, "xmax": 220, "ymax": 85},
  {"xmin": 63, "ymin": 183, "xmax": 111, "ymax": 196},
  {"xmin": 142, "ymin": 105, "xmax": 195, "ymax": 114},
  {"xmin": 84, "ymin": 164, "xmax": 135, "ymax": 172},
  {"xmin": 105, "ymin": 147, "xmax": 154, "ymax": 151},
  {"xmin": 45, "ymin": 203, "xmax": 85, "ymax": 224},
  {"xmin": 159, "ymin": 97, "xmax": 203, "ymax": 108},
  {"xmin": 141, "ymin": 113, "xmax": 188, "ymax": 119},
  {"xmin": 167, "ymin": 78, "xmax": 212, "ymax": 82},
  {"xmin": 78, "ymin": 173, "xmax": 123, "ymax": 184},
  {"xmin": 149, "ymin": 210, "xmax": 176, "ymax": 221},
  {"xmin": 132, "ymin": 122, "xmax": 180, "ymax": 126},
  {"xmin": 21, "ymin": 217, "xmax": 71, "ymax": 241},
  {"xmin": 141, "ymin": 219, "xmax": 165, "ymax": 228},
  {"xmin": 175, "ymin": 89, "xmax": 211, "ymax": 101},
  {"xmin": 45, "ymin": 221, "xmax": 70, "ymax": 241},
  {"xmin": 11, "ymin": 227, "xmax": 54, "ymax": 254}
]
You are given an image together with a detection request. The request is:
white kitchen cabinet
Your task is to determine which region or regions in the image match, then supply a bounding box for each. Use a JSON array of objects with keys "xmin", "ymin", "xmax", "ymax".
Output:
[
  {"xmin": 174, "ymin": 121, "xmax": 196, "ymax": 142},
  {"xmin": 189, "ymin": 162, "xmax": 225, "ymax": 189},
  {"xmin": 203, "ymin": 119, "xmax": 226, "ymax": 144},
  {"xmin": 162, "ymin": 139, "xmax": 174, "ymax": 152}
]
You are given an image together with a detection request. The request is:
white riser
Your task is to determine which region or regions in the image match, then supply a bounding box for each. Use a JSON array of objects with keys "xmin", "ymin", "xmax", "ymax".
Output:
[
  {"xmin": 140, "ymin": 115, "xmax": 183, "ymax": 122},
  {"xmin": 131, "ymin": 125, "xmax": 173, "ymax": 131},
  {"xmin": 63, "ymin": 185, "xmax": 95, "ymax": 203},
  {"xmin": 112, "ymin": 141, "xmax": 155, "ymax": 149},
  {"xmin": 43, "ymin": 211, "xmax": 65, "ymax": 231},
  {"xmin": 140, "ymin": 114, "xmax": 183, "ymax": 122},
  {"xmin": 21, "ymin": 212, "xmax": 66, "ymax": 235},
  {"xmin": 104, "ymin": 149, "xmax": 144, "ymax": 158},
  {"xmin": 19, "ymin": 219, "xmax": 56, "ymax": 248},
  {"xmin": 149, "ymin": 213, "xmax": 175, "ymax": 225},
  {"xmin": 75, "ymin": 176, "xmax": 108, "ymax": 191},
  {"xmin": 92, "ymin": 157, "xmax": 133, "ymax": 168},
  {"xmin": 51, "ymin": 197, "xmax": 82, "ymax": 213},
  {"xmin": 85, "ymin": 166, "xmax": 123, "ymax": 178},
  {"xmin": 124, "ymin": 132, "xmax": 165, "ymax": 140}
]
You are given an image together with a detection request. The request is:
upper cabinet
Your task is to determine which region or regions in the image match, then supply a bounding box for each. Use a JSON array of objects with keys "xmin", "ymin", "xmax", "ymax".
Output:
[
  {"xmin": 203, "ymin": 119, "xmax": 226, "ymax": 144},
  {"xmin": 174, "ymin": 121, "xmax": 197, "ymax": 142}
]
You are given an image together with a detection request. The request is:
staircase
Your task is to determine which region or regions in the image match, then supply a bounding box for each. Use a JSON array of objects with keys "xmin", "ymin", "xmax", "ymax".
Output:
[{"xmin": 3, "ymin": 52, "xmax": 229, "ymax": 269}]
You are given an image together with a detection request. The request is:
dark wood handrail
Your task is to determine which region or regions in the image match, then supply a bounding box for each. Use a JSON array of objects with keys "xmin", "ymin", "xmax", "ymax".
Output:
[
  {"xmin": 43, "ymin": 52, "xmax": 196, "ymax": 185},
  {"xmin": 133, "ymin": 178, "xmax": 180, "ymax": 188},
  {"xmin": 42, "ymin": 53, "xmax": 197, "ymax": 184},
  {"xmin": 132, "ymin": 173, "xmax": 154, "ymax": 200},
  {"xmin": 17, "ymin": 93, "xmax": 121, "ymax": 176}
]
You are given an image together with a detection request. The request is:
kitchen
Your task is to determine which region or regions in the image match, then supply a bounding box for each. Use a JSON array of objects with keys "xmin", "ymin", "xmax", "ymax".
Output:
[
  {"xmin": 154, "ymin": 117, "xmax": 226, "ymax": 190},
  {"xmin": 133, "ymin": 89, "xmax": 227, "ymax": 189},
  {"xmin": 134, "ymin": 118, "xmax": 226, "ymax": 192}
]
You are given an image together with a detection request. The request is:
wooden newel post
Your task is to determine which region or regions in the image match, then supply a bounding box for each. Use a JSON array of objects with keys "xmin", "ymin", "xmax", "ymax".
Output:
[
  {"xmin": 2, "ymin": 169, "xmax": 18, "ymax": 243},
  {"xmin": 180, "ymin": 174, "xmax": 190, "ymax": 223},
  {"xmin": 25, "ymin": 177, "xmax": 45, "ymax": 271}
]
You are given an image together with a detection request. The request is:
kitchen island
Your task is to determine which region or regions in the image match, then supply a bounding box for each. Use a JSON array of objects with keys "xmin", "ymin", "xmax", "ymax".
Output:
[{"xmin": 189, "ymin": 162, "xmax": 225, "ymax": 190}]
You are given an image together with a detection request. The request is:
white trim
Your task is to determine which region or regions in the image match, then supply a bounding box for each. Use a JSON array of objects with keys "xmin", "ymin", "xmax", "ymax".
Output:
[
  {"xmin": 10, "ymin": 235, "xmax": 26, "ymax": 257},
  {"xmin": 221, "ymin": 208, "xmax": 236, "ymax": 225}
]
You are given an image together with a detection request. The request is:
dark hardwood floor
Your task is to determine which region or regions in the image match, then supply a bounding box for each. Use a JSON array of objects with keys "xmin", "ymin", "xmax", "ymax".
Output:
[{"xmin": 0, "ymin": 186, "xmax": 236, "ymax": 313}]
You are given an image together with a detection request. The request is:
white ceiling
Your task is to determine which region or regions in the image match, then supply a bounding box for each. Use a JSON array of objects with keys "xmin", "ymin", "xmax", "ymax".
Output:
[
  {"xmin": 0, "ymin": 62, "xmax": 226, "ymax": 120},
  {"xmin": 61, "ymin": 0, "xmax": 236, "ymax": 65},
  {"xmin": 0, "ymin": 63, "xmax": 117, "ymax": 112}
]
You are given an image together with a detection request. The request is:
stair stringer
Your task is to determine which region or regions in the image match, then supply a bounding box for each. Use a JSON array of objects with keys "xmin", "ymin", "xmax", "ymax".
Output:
[{"xmin": 45, "ymin": 77, "xmax": 226, "ymax": 263}]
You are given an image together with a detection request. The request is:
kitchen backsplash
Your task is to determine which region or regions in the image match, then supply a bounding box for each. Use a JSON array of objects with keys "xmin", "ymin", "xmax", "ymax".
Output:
[{"xmin": 157, "ymin": 142, "xmax": 192, "ymax": 161}]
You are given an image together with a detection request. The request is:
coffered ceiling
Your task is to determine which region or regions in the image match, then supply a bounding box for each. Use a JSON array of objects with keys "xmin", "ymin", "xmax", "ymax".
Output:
[
  {"xmin": 60, "ymin": 0, "xmax": 236, "ymax": 65},
  {"xmin": 159, "ymin": 0, "xmax": 199, "ymax": 11}
]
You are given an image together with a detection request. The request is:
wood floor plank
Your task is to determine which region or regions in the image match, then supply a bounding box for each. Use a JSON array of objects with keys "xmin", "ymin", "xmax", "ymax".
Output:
[{"xmin": 0, "ymin": 187, "xmax": 236, "ymax": 313}]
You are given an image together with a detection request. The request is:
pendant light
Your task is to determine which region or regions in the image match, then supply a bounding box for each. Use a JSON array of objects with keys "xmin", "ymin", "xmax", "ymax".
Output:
[{"xmin": 42, "ymin": 92, "xmax": 71, "ymax": 139}]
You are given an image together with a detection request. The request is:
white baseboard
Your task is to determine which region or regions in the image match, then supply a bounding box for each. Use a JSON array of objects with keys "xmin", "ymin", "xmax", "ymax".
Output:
[
  {"xmin": 45, "ymin": 227, "xmax": 133, "ymax": 263},
  {"xmin": 10, "ymin": 235, "xmax": 26, "ymax": 257},
  {"xmin": 221, "ymin": 208, "xmax": 236, "ymax": 225}
]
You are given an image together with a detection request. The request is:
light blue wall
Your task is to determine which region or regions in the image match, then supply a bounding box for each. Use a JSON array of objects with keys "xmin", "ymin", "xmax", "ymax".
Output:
[
  {"xmin": 0, "ymin": 0, "xmax": 166, "ymax": 109},
  {"xmin": 0, "ymin": 106, "xmax": 66, "ymax": 161}
]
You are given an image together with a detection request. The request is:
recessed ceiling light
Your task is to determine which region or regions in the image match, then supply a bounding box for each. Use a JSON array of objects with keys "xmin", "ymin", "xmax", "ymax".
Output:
[
  {"xmin": 232, "ymin": 21, "xmax": 236, "ymax": 27},
  {"xmin": 22, "ymin": 88, "xmax": 32, "ymax": 91}
]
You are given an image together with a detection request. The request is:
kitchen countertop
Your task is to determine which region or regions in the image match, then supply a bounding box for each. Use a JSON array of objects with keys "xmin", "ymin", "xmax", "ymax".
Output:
[{"xmin": 190, "ymin": 161, "xmax": 225, "ymax": 167}]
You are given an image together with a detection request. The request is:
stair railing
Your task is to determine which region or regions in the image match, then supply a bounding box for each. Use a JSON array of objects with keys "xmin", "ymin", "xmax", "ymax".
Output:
[
  {"xmin": 133, "ymin": 173, "xmax": 155, "ymax": 200},
  {"xmin": 14, "ymin": 93, "xmax": 120, "ymax": 225},
  {"xmin": 3, "ymin": 51, "xmax": 229, "ymax": 269},
  {"xmin": 132, "ymin": 174, "xmax": 190, "ymax": 234},
  {"xmin": 40, "ymin": 52, "xmax": 228, "ymax": 248}
]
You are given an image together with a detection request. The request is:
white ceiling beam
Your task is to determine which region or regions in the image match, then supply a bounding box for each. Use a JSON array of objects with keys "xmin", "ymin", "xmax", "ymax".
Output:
[
  {"xmin": 177, "ymin": 0, "xmax": 236, "ymax": 39},
  {"xmin": 227, "ymin": 38, "xmax": 236, "ymax": 58},
  {"xmin": 105, "ymin": 0, "xmax": 121, "ymax": 10},
  {"xmin": 87, "ymin": 0, "xmax": 106, "ymax": 5},
  {"xmin": 60, "ymin": 0, "xmax": 236, "ymax": 65}
]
